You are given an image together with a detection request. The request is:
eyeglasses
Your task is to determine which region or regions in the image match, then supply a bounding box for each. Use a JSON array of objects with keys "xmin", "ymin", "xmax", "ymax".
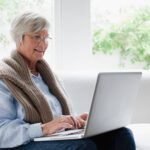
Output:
[{"xmin": 29, "ymin": 34, "xmax": 52, "ymax": 43}]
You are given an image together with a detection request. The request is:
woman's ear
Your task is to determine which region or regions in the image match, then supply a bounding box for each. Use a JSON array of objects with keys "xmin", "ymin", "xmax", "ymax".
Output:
[
  {"xmin": 17, "ymin": 42, "xmax": 22, "ymax": 52},
  {"xmin": 17, "ymin": 36, "xmax": 24, "ymax": 51},
  {"xmin": 18, "ymin": 35, "xmax": 25, "ymax": 50}
]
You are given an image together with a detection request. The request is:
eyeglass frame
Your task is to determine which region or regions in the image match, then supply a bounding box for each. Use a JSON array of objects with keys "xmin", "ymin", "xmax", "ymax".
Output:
[{"xmin": 25, "ymin": 33, "xmax": 52, "ymax": 44}]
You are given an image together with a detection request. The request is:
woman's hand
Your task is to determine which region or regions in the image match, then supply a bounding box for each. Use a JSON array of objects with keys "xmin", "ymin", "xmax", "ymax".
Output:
[
  {"xmin": 75, "ymin": 113, "xmax": 88, "ymax": 129},
  {"xmin": 41, "ymin": 113, "xmax": 88, "ymax": 136},
  {"xmin": 41, "ymin": 115, "xmax": 79, "ymax": 136}
]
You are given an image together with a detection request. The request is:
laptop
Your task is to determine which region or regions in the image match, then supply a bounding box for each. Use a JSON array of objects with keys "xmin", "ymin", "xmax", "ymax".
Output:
[{"xmin": 34, "ymin": 72, "xmax": 142, "ymax": 142}]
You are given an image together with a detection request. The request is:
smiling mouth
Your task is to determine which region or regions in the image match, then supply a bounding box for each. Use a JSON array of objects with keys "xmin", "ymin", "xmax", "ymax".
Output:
[{"xmin": 34, "ymin": 49, "xmax": 44, "ymax": 53}]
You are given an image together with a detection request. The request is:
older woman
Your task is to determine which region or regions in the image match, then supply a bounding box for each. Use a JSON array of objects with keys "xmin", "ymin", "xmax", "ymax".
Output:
[{"xmin": 0, "ymin": 12, "xmax": 135, "ymax": 150}]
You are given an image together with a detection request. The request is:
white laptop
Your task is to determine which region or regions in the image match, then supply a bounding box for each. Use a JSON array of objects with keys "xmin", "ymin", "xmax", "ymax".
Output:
[{"xmin": 34, "ymin": 72, "xmax": 142, "ymax": 142}]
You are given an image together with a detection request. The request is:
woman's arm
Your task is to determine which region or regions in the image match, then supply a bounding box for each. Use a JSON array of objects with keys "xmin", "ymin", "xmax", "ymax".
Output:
[
  {"xmin": 0, "ymin": 80, "xmax": 43, "ymax": 148},
  {"xmin": 0, "ymin": 78, "xmax": 87, "ymax": 148}
]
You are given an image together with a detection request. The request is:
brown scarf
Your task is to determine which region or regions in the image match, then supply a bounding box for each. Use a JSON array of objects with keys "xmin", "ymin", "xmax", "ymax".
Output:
[{"xmin": 0, "ymin": 50, "xmax": 72, "ymax": 124}]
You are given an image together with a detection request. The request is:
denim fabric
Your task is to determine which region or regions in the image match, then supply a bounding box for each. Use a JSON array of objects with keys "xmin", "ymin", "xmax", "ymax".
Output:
[
  {"xmin": 91, "ymin": 127, "xmax": 136, "ymax": 150},
  {"xmin": 1, "ymin": 139, "xmax": 97, "ymax": 150},
  {"xmin": 1, "ymin": 127, "xmax": 135, "ymax": 150}
]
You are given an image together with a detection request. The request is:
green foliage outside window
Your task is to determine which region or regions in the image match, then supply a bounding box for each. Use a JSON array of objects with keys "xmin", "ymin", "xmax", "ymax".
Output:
[{"xmin": 92, "ymin": 6, "xmax": 150, "ymax": 69}]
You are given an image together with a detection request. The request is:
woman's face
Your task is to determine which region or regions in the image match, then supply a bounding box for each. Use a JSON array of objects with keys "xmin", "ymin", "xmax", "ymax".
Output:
[{"xmin": 18, "ymin": 29, "xmax": 49, "ymax": 63}]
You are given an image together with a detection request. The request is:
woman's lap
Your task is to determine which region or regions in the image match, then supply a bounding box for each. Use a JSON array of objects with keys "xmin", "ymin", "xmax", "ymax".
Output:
[
  {"xmin": 3, "ymin": 127, "xmax": 135, "ymax": 150},
  {"xmin": 10, "ymin": 139, "xmax": 97, "ymax": 150}
]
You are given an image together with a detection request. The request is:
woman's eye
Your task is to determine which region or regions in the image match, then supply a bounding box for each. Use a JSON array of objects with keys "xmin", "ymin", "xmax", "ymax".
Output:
[{"xmin": 34, "ymin": 35, "xmax": 41, "ymax": 40}]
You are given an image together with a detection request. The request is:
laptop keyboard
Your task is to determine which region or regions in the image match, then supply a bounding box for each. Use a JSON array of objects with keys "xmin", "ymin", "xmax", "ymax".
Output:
[{"xmin": 47, "ymin": 129, "xmax": 85, "ymax": 137}]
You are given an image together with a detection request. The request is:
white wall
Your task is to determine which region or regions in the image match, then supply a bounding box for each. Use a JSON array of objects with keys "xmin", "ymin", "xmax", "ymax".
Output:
[{"xmin": 54, "ymin": 0, "xmax": 92, "ymax": 71}]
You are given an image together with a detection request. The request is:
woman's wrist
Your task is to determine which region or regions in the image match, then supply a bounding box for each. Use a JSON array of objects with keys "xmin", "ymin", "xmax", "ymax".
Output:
[{"xmin": 41, "ymin": 124, "xmax": 47, "ymax": 136}]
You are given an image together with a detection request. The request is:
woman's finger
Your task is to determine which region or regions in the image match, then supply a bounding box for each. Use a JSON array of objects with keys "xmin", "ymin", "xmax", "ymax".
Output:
[
  {"xmin": 46, "ymin": 122, "xmax": 74, "ymax": 135},
  {"xmin": 80, "ymin": 113, "xmax": 88, "ymax": 121},
  {"xmin": 69, "ymin": 115, "xmax": 78, "ymax": 129},
  {"xmin": 58, "ymin": 115, "xmax": 77, "ymax": 129},
  {"xmin": 76, "ymin": 116, "xmax": 86, "ymax": 128},
  {"xmin": 75, "ymin": 118, "xmax": 82, "ymax": 128}
]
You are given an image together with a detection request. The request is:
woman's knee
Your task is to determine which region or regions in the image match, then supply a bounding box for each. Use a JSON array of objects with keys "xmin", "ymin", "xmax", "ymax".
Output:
[
  {"xmin": 114, "ymin": 127, "xmax": 136, "ymax": 150},
  {"xmin": 116, "ymin": 127, "xmax": 134, "ymax": 138}
]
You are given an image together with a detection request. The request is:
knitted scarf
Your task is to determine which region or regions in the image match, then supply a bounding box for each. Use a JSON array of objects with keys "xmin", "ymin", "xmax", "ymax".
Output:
[{"xmin": 0, "ymin": 50, "xmax": 71, "ymax": 124}]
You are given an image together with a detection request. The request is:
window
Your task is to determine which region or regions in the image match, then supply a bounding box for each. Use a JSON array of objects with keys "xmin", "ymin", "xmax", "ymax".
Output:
[{"xmin": 92, "ymin": 0, "xmax": 150, "ymax": 70}]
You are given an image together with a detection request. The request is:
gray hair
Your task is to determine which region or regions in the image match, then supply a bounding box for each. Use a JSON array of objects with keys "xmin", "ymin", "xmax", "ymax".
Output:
[{"xmin": 10, "ymin": 12, "xmax": 50, "ymax": 46}]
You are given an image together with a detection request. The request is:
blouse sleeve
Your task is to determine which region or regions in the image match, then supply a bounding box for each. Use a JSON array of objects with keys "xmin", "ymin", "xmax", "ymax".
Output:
[{"xmin": 0, "ymin": 79, "xmax": 43, "ymax": 148}]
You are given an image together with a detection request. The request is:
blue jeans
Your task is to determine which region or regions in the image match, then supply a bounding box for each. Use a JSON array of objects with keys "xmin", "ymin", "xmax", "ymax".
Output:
[{"xmin": 2, "ymin": 127, "xmax": 135, "ymax": 150}]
